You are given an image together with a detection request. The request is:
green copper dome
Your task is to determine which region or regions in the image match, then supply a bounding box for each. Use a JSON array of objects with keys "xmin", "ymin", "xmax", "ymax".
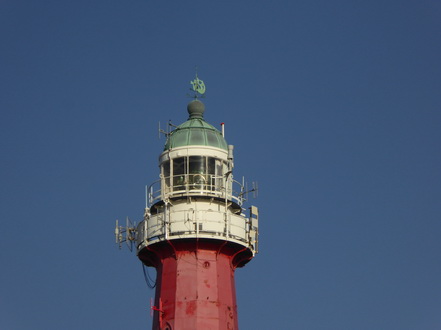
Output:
[{"xmin": 164, "ymin": 100, "xmax": 228, "ymax": 151}]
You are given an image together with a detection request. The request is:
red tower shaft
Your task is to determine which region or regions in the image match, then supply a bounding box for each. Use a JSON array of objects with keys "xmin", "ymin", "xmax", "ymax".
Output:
[{"xmin": 139, "ymin": 240, "xmax": 251, "ymax": 330}]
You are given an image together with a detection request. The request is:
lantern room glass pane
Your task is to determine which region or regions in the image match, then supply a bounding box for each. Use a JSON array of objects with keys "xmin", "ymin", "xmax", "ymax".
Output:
[
  {"xmin": 189, "ymin": 156, "xmax": 206, "ymax": 190},
  {"xmin": 173, "ymin": 157, "xmax": 186, "ymax": 191},
  {"xmin": 162, "ymin": 161, "xmax": 170, "ymax": 189},
  {"xmin": 213, "ymin": 159, "xmax": 224, "ymax": 191},
  {"xmin": 207, "ymin": 158, "xmax": 216, "ymax": 191},
  {"xmin": 207, "ymin": 158, "xmax": 215, "ymax": 174},
  {"xmin": 189, "ymin": 156, "xmax": 205, "ymax": 174}
]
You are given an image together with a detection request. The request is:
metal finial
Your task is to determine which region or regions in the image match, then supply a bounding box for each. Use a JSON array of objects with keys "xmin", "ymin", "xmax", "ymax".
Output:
[{"xmin": 189, "ymin": 70, "xmax": 206, "ymax": 98}]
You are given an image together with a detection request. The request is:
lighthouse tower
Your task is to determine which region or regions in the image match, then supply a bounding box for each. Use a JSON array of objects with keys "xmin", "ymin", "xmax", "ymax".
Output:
[{"xmin": 124, "ymin": 77, "xmax": 259, "ymax": 329}]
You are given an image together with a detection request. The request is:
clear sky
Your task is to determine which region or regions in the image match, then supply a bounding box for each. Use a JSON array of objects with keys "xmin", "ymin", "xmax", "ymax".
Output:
[{"xmin": 1, "ymin": 1, "xmax": 440, "ymax": 329}]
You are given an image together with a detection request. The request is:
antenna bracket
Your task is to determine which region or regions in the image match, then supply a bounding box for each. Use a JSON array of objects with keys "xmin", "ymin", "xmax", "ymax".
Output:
[{"xmin": 115, "ymin": 217, "xmax": 137, "ymax": 251}]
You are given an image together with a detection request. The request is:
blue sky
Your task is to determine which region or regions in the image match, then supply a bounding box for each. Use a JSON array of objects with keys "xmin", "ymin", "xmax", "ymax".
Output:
[{"xmin": 1, "ymin": 1, "xmax": 440, "ymax": 329}]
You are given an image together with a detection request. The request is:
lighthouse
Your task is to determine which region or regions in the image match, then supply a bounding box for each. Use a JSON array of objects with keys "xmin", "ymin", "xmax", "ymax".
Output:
[{"xmin": 117, "ymin": 76, "xmax": 259, "ymax": 329}]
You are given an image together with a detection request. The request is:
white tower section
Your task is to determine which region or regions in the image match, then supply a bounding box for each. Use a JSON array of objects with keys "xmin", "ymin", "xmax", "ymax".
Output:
[{"xmin": 136, "ymin": 100, "xmax": 258, "ymax": 258}]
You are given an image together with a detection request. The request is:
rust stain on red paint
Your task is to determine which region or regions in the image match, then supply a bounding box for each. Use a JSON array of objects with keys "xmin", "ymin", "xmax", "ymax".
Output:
[{"xmin": 185, "ymin": 301, "xmax": 197, "ymax": 316}]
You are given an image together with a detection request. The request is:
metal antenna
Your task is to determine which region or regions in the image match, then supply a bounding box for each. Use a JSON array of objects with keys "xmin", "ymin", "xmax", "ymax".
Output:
[
  {"xmin": 158, "ymin": 120, "xmax": 178, "ymax": 139},
  {"xmin": 252, "ymin": 181, "xmax": 259, "ymax": 198},
  {"xmin": 168, "ymin": 120, "xmax": 178, "ymax": 129},
  {"xmin": 158, "ymin": 122, "xmax": 162, "ymax": 139},
  {"xmin": 238, "ymin": 180, "xmax": 259, "ymax": 201},
  {"xmin": 115, "ymin": 217, "xmax": 137, "ymax": 251}
]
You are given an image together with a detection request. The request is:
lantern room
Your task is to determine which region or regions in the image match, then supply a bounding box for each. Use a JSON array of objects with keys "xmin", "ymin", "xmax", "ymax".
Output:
[{"xmin": 148, "ymin": 99, "xmax": 242, "ymax": 210}]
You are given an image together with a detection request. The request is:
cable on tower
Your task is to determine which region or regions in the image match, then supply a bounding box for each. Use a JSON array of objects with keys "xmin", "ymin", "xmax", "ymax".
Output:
[{"xmin": 142, "ymin": 262, "xmax": 156, "ymax": 289}]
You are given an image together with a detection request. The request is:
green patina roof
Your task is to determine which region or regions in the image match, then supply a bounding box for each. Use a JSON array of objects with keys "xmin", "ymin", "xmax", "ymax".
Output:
[{"xmin": 164, "ymin": 100, "xmax": 228, "ymax": 151}]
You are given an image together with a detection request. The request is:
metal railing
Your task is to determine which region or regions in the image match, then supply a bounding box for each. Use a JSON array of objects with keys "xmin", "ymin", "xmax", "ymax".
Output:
[
  {"xmin": 136, "ymin": 209, "xmax": 258, "ymax": 255},
  {"xmin": 146, "ymin": 174, "xmax": 245, "ymax": 207}
]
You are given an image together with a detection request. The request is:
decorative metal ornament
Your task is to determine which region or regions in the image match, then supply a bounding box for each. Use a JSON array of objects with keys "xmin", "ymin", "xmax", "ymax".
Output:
[{"xmin": 190, "ymin": 75, "xmax": 206, "ymax": 96}]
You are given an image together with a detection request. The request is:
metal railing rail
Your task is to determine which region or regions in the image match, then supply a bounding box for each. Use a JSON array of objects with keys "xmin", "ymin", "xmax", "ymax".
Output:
[{"xmin": 146, "ymin": 175, "xmax": 245, "ymax": 207}]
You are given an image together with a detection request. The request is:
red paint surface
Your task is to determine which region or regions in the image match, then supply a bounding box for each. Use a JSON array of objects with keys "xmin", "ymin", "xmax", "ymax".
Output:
[{"xmin": 139, "ymin": 240, "xmax": 252, "ymax": 330}]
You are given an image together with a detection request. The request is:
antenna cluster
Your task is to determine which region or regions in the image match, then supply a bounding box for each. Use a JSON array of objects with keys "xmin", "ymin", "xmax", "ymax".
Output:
[
  {"xmin": 114, "ymin": 217, "xmax": 137, "ymax": 251},
  {"xmin": 158, "ymin": 120, "xmax": 177, "ymax": 139},
  {"xmin": 239, "ymin": 179, "xmax": 259, "ymax": 202}
]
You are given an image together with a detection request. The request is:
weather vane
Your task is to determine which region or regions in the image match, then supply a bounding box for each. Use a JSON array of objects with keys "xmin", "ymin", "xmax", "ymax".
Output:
[{"xmin": 189, "ymin": 71, "xmax": 206, "ymax": 98}]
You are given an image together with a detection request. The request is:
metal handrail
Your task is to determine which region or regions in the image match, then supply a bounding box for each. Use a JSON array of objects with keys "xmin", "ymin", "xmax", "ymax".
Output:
[{"xmin": 146, "ymin": 175, "xmax": 245, "ymax": 207}]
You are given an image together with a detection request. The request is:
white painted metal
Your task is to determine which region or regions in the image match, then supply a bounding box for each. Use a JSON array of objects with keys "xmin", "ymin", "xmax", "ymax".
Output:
[{"xmin": 136, "ymin": 142, "xmax": 259, "ymax": 256}]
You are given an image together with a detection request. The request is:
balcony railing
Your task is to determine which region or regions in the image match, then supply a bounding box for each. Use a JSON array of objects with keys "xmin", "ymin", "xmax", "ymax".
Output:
[
  {"xmin": 136, "ymin": 208, "xmax": 259, "ymax": 256},
  {"xmin": 146, "ymin": 174, "xmax": 245, "ymax": 207}
]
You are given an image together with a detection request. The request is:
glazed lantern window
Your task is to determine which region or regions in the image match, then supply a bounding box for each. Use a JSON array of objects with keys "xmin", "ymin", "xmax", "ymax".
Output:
[
  {"xmin": 161, "ymin": 156, "xmax": 229, "ymax": 194},
  {"xmin": 189, "ymin": 156, "xmax": 206, "ymax": 190},
  {"xmin": 173, "ymin": 157, "xmax": 186, "ymax": 191},
  {"xmin": 162, "ymin": 160, "xmax": 170, "ymax": 190}
]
